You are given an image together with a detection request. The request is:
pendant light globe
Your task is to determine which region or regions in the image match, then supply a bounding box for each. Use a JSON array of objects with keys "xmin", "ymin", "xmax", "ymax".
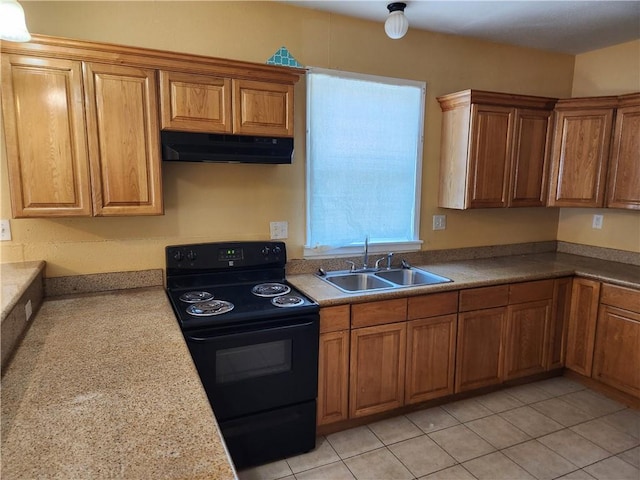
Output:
[{"xmin": 384, "ymin": 2, "xmax": 409, "ymax": 39}]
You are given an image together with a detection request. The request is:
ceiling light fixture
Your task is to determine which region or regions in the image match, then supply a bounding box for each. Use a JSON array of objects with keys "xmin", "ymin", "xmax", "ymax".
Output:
[
  {"xmin": 384, "ymin": 2, "xmax": 409, "ymax": 40},
  {"xmin": 0, "ymin": 0, "xmax": 31, "ymax": 42}
]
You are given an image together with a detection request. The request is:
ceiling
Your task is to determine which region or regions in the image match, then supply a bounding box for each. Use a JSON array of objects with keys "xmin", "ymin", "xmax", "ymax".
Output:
[{"xmin": 282, "ymin": 1, "xmax": 640, "ymax": 54}]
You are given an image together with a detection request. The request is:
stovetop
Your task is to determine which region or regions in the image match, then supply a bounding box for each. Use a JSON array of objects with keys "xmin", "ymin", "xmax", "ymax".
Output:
[
  {"xmin": 167, "ymin": 281, "xmax": 318, "ymax": 330},
  {"xmin": 165, "ymin": 241, "xmax": 319, "ymax": 331}
]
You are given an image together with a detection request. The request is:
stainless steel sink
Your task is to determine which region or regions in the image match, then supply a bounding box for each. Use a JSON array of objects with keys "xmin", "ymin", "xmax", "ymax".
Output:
[
  {"xmin": 375, "ymin": 268, "xmax": 452, "ymax": 286},
  {"xmin": 318, "ymin": 267, "xmax": 452, "ymax": 293},
  {"xmin": 323, "ymin": 272, "xmax": 395, "ymax": 292}
]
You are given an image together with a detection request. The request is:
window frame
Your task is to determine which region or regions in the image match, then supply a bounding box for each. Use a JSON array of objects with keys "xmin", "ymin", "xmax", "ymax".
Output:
[{"xmin": 304, "ymin": 67, "xmax": 426, "ymax": 259}]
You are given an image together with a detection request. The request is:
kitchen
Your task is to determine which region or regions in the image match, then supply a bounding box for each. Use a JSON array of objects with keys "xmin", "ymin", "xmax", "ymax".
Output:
[{"xmin": 1, "ymin": 1, "xmax": 639, "ymax": 479}]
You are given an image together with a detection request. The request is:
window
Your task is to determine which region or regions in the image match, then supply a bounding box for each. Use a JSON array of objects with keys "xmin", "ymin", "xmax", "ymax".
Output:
[{"xmin": 305, "ymin": 68, "xmax": 425, "ymax": 257}]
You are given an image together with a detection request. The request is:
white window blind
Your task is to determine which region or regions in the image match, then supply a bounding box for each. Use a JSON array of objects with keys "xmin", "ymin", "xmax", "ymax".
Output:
[{"xmin": 305, "ymin": 68, "xmax": 425, "ymax": 257}]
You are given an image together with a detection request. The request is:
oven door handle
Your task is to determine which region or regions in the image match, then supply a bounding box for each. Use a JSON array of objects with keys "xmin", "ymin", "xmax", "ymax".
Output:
[{"xmin": 186, "ymin": 320, "xmax": 316, "ymax": 343}]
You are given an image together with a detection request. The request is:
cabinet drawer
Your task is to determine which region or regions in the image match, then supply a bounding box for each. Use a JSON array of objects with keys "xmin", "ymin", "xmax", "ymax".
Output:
[
  {"xmin": 320, "ymin": 305, "xmax": 351, "ymax": 333},
  {"xmin": 509, "ymin": 279, "xmax": 554, "ymax": 304},
  {"xmin": 351, "ymin": 298, "xmax": 407, "ymax": 329},
  {"xmin": 459, "ymin": 285, "xmax": 509, "ymax": 312},
  {"xmin": 407, "ymin": 291, "xmax": 458, "ymax": 320},
  {"xmin": 600, "ymin": 284, "xmax": 640, "ymax": 313}
]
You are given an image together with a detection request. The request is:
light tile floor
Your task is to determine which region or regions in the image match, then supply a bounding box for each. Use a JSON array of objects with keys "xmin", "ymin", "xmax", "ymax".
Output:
[{"xmin": 238, "ymin": 378, "xmax": 640, "ymax": 480}]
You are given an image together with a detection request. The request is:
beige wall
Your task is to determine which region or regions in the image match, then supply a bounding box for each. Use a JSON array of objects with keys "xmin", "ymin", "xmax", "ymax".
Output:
[
  {"xmin": 556, "ymin": 40, "xmax": 640, "ymax": 253},
  {"xmin": 2, "ymin": 2, "xmax": 578, "ymax": 276}
]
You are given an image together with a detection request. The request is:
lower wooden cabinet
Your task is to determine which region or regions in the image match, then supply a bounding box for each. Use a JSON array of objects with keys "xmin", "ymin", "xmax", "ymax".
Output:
[
  {"xmin": 406, "ymin": 314, "xmax": 457, "ymax": 403},
  {"xmin": 565, "ymin": 278, "xmax": 601, "ymax": 376},
  {"xmin": 349, "ymin": 322, "xmax": 406, "ymax": 418},
  {"xmin": 317, "ymin": 306, "xmax": 350, "ymax": 426},
  {"xmin": 504, "ymin": 280, "xmax": 554, "ymax": 380},
  {"xmin": 547, "ymin": 277, "xmax": 572, "ymax": 370},
  {"xmin": 592, "ymin": 284, "xmax": 640, "ymax": 398},
  {"xmin": 456, "ymin": 307, "xmax": 507, "ymax": 392}
]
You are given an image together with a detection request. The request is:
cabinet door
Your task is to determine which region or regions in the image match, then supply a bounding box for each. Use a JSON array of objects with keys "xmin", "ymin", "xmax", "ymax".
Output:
[
  {"xmin": 406, "ymin": 314, "xmax": 457, "ymax": 404},
  {"xmin": 159, "ymin": 70, "xmax": 232, "ymax": 133},
  {"xmin": 508, "ymin": 109, "xmax": 551, "ymax": 207},
  {"xmin": 455, "ymin": 307, "xmax": 507, "ymax": 392},
  {"xmin": 548, "ymin": 108, "xmax": 614, "ymax": 207},
  {"xmin": 350, "ymin": 323, "xmax": 406, "ymax": 418},
  {"xmin": 565, "ymin": 278, "xmax": 600, "ymax": 376},
  {"xmin": 592, "ymin": 305, "xmax": 640, "ymax": 398},
  {"xmin": 547, "ymin": 277, "xmax": 572, "ymax": 370},
  {"xmin": 317, "ymin": 330, "xmax": 350, "ymax": 425},
  {"xmin": 606, "ymin": 103, "xmax": 640, "ymax": 210},
  {"xmin": 467, "ymin": 105, "xmax": 514, "ymax": 208},
  {"xmin": 504, "ymin": 300, "xmax": 551, "ymax": 380},
  {"xmin": 232, "ymin": 79, "xmax": 294, "ymax": 137},
  {"xmin": 1, "ymin": 55, "xmax": 92, "ymax": 217},
  {"xmin": 84, "ymin": 63, "xmax": 163, "ymax": 215}
]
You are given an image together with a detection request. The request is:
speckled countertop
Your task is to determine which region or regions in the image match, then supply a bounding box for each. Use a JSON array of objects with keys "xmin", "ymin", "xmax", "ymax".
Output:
[
  {"xmin": 1, "ymin": 287, "xmax": 237, "ymax": 480},
  {"xmin": 0, "ymin": 261, "xmax": 45, "ymax": 321},
  {"xmin": 287, "ymin": 252, "xmax": 640, "ymax": 305}
]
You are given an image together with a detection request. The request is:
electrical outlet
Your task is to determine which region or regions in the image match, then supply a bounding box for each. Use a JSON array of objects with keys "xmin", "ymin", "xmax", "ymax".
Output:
[
  {"xmin": 592, "ymin": 214, "xmax": 603, "ymax": 229},
  {"xmin": 0, "ymin": 219, "xmax": 11, "ymax": 241},
  {"xmin": 270, "ymin": 221, "xmax": 288, "ymax": 239},
  {"xmin": 433, "ymin": 215, "xmax": 446, "ymax": 230}
]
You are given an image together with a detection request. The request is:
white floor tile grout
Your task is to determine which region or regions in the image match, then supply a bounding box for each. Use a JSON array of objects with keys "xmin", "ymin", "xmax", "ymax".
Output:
[{"xmin": 237, "ymin": 379, "xmax": 639, "ymax": 480}]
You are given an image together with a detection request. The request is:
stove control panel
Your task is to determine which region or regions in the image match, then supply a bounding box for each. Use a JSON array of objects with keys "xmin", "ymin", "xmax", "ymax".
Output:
[{"xmin": 166, "ymin": 241, "xmax": 287, "ymax": 272}]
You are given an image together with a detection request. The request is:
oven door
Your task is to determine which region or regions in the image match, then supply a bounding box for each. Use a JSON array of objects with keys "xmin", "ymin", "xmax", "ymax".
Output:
[{"xmin": 183, "ymin": 313, "xmax": 319, "ymax": 421}]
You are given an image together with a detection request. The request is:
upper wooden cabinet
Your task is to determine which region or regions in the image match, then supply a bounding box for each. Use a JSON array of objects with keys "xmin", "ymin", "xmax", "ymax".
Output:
[
  {"xmin": 1, "ymin": 54, "xmax": 93, "ymax": 217},
  {"xmin": 548, "ymin": 96, "xmax": 616, "ymax": 207},
  {"xmin": 437, "ymin": 90, "xmax": 556, "ymax": 209},
  {"xmin": 1, "ymin": 35, "xmax": 303, "ymax": 218},
  {"xmin": 159, "ymin": 73, "xmax": 294, "ymax": 137},
  {"xmin": 83, "ymin": 63, "xmax": 163, "ymax": 216},
  {"xmin": 159, "ymin": 71, "xmax": 232, "ymax": 134},
  {"xmin": 606, "ymin": 93, "xmax": 640, "ymax": 210},
  {"xmin": 232, "ymin": 80, "xmax": 294, "ymax": 137}
]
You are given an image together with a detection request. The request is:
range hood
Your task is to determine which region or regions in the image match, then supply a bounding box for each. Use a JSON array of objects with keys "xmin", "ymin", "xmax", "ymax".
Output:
[{"xmin": 161, "ymin": 131, "xmax": 294, "ymax": 164}]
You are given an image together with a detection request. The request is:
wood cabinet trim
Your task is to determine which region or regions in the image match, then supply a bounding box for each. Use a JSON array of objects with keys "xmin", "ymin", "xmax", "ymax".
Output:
[
  {"xmin": 351, "ymin": 298, "xmax": 407, "ymax": 329},
  {"xmin": 320, "ymin": 305, "xmax": 351, "ymax": 333},
  {"xmin": 600, "ymin": 283, "xmax": 640, "ymax": 313},
  {"xmin": 1, "ymin": 34, "xmax": 304, "ymax": 84},
  {"xmin": 509, "ymin": 279, "xmax": 554, "ymax": 304},
  {"xmin": 437, "ymin": 89, "xmax": 557, "ymax": 111},
  {"xmin": 407, "ymin": 291, "xmax": 458, "ymax": 320},
  {"xmin": 459, "ymin": 284, "xmax": 509, "ymax": 312}
]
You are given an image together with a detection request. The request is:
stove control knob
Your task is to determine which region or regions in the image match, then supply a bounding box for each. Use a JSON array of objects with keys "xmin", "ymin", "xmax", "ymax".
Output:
[
  {"xmin": 273, "ymin": 245, "xmax": 282, "ymax": 255},
  {"xmin": 186, "ymin": 250, "xmax": 197, "ymax": 262},
  {"xmin": 261, "ymin": 246, "xmax": 270, "ymax": 256},
  {"xmin": 173, "ymin": 251, "xmax": 184, "ymax": 262}
]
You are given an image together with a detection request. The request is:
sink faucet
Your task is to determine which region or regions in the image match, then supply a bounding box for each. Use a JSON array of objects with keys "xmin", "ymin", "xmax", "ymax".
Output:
[
  {"xmin": 375, "ymin": 252, "xmax": 394, "ymax": 270},
  {"xmin": 363, "ymin": 236, "xmax": 369, "ymax": 269}
]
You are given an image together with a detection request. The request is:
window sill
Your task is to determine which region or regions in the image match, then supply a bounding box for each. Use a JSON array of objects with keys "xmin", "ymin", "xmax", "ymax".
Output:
[{"xmin": 303, "ymin": 240, "xmax": 423, "ymax": 259}]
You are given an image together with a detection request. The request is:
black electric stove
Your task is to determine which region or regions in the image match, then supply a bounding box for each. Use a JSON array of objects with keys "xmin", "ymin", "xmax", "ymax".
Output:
[{"xmin": 165, "ymin": 241, "xmax": 320, "ymax": 469}]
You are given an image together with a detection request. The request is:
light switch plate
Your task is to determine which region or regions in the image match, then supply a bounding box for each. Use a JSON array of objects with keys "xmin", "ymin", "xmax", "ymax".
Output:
[
  {"xmin": 270, "ymin": 221, "xmax": 288, "ymax": 239},
  {"xmin": 0, "ymin": 219, "xmax": 11, "ymax": 241}
]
